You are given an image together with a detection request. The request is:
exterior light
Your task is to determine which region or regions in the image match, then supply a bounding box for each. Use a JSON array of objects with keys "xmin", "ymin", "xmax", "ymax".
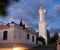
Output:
[
  {"xmin": 13, "ymin": 47, "xmax": 27, "ymax": 50},
  {"xmin": 13, "ymin": 47, "xmax": 19, "ymax": 50}
]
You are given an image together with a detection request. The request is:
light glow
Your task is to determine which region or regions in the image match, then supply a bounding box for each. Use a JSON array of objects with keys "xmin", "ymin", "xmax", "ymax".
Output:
[
  {"xmin": 13, "ymin": 47, "xmax": 27, "ymax": 50},
  {"xmin": 44, "ymin": 9, "xmax": 46, "ymax": 13},
  {"xmin": 13, "ymin": 47, "xmax": 19, "ymax": 50}
]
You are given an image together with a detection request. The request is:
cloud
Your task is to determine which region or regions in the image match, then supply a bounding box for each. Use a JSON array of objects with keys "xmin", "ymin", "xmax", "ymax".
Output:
[
  {"xmin": 5, "ymin": 0, "xmax": 51, "ymax": 31},
  {"xmin": 53, "ymin": 4, "xmax": 60, "ymax": 16},
  {"xmin": 46, "ymin": 4, "xmax": 60, "ymax": 28}
]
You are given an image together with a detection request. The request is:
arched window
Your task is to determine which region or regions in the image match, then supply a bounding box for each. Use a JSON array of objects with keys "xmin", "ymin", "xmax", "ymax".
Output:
[{"xmin": 3, "ymin": 31, "xmax": 8, "ymax": 40}]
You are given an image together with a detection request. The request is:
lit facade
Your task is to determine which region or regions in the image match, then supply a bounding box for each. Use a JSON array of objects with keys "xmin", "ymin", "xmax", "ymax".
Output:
[
  {"xmin": 38, "ymin": 7, "xmax": 47, "ymax": 44},
  {"xmin": 0, "ymin": 22, "xmax": 37, "ymax": 50}
]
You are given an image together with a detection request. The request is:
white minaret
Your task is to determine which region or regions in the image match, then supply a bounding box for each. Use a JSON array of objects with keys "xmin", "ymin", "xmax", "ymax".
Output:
[{"xmin": 38, "ymin": 7, "xmax": 47, "ymax": 44}]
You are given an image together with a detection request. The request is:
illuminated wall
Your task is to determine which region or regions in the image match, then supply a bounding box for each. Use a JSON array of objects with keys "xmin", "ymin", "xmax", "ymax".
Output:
[{"xmin": 38, "ymin": 7, "xmax": 47, "ymax": 44}]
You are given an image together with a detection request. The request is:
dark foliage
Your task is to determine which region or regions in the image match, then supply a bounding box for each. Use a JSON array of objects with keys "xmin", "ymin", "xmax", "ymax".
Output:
[
  {"xmin": 19, "ymin": 19, "xmax": 25, "ymax": 29},
  {"xmin": 36, "ymin": 36, "xmax": 46, "ymax": 45},
  {"xmin": 19, "ymin": 19, "xmax": 23, "ymax": 26},
  {"xmin": 23, "ymin": 24, "xmax": 25, "ymax": 29},
  {"xmin": 0, "ymin": 0, "xmax": 9, "ymax": 16},
  {"xmin": 0, "ymin": 0, "xmax": 19, "ymax": 16},
  {"xmin": 50, "ymin": 33, "xmax": 59, "ymax": 43},
  {"xmin": 47, "ymin": 30, "xmax": 50, "ymax": 44}
]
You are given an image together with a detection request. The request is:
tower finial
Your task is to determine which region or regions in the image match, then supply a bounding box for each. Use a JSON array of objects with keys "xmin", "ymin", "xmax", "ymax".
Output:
[{"xmin": 39, "ymin": 7, "xmax": 46, "ymax": 22}]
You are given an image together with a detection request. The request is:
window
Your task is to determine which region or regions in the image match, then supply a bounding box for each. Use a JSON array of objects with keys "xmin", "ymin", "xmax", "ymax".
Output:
[
  {"xmin": 27, "ymin": 34, "xmax": 30, "ymax": 39},
  {"xmin": 3, "ymin": 31, "xmax": 8, "ymax": 40},
  {"xmin": 32, "ymin": 36, "xmax": 34, "ymax": 42}
]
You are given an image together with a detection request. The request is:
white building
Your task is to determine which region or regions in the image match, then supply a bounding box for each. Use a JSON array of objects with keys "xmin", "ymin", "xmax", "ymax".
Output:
[{"xmin": 0, "ymin": 22, "xmax": 37, "ymax": 50}]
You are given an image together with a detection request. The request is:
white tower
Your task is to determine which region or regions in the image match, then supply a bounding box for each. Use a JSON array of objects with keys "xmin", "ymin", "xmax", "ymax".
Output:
[{"xmin": 38, "ymin": 7, "xmax": 47, "ymax": 44}]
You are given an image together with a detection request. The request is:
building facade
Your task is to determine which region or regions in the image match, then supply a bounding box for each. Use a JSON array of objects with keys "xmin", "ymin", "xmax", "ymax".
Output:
[{"xmin": 0, "ymin": 22, "xmax": 37, "ymax": 50}]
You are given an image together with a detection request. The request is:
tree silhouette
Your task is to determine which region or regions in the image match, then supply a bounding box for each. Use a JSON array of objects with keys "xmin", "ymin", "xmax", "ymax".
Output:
[
  {"xmin": 53, "ymin": 33, "xmax": 58, "ymax": 42},
  {"xmin": 47, "ymin": 30, "xmax": 50, "ymax": 44},
  {"xmin": 0, "ymin": 0, "xmax": 9, "ymax": 16},
  {"xmin": 50, "ymin": 33, "xmax": 59, "ymax": 43},
  {"xmin": 23, "ymin": 24, "xmax": 25, "ymax": 29},
  {"xmin": 0, "ymin": 0, "xmax": 19, "ymax": 16},
  {"xmin": 36, "ymin": 36, "xmax": 46, "ymax": 45},
  {"xmin": 19, "ymin": 19, "xmax": 23, "ymax": 26}
]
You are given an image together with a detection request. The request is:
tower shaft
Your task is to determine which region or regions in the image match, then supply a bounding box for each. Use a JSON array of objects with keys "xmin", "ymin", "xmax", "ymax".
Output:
[{"xmin": 39, "ymin": 7, "xmax": 47, "ymax": 44}]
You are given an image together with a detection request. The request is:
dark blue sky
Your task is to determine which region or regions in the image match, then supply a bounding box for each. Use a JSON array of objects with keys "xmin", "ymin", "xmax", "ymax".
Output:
[{"xmin": 0, "ymin": 0, "xmax": 60, "ymax": 33}]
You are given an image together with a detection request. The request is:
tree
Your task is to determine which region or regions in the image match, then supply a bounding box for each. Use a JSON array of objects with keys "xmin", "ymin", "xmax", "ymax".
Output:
[
  {"xmin": 50, "ymin": 33, "xmax": 59, "ymax": 43},
  {"xmin": 0, "ymin": 0, "xmax": 9, "ymax": 16},
  {"xmin": 47, "ymin": 30, "xmax": 50, "ymax": 44},
  {"xmin": 0, "ymin": 0, "xmax": 19, "ymax": 16},
  {"xmin": 19, "ymin": 19, "xmax": 23, "ymax": 26},
  {"xmin": 53, "ymin": 33, "xmax": 58, "ymax": 42},
  {"xmin": 36, "ymin": 36, "xmax": 46, "ymax": 45}
]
